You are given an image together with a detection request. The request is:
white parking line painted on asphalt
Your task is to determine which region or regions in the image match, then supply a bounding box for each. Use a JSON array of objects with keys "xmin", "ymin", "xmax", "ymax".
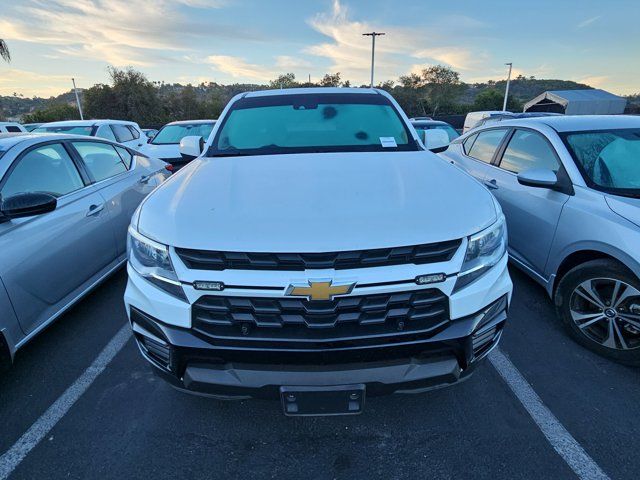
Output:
[
  {"xmin": 489, "ymin": 347, "xmax": 610, "ymax": 480},
  {"xmin": 0, "ymin": 324, "xmax": 131, "ymax": 480}
]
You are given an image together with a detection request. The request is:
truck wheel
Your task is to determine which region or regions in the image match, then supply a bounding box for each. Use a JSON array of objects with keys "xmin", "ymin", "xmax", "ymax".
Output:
[{"xmin": 555, "ymin": 259, "xmax": 640, "ymax": 366}]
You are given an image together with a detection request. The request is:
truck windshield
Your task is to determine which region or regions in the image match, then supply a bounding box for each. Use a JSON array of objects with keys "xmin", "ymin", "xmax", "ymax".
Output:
[
  {"xmin": 207, "ymin": 93, "xmax": 418, "ymax": 156},
  {"xmin": 563, "ymin": 128, "xmax": 640, "ymax": 198}
]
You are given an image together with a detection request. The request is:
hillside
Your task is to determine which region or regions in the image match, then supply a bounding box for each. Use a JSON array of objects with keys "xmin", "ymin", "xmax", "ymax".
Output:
[{"xmin": 1, "ymin": 76, "xmax": 636, "ymax": 121}]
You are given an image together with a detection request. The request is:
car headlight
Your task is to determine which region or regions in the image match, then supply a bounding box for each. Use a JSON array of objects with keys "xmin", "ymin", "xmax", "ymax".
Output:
[
  {"xmin": 454, "ymin": 216, "xmax": 507, "ymax": 291},
  {"xmin": 127, "ymin": 226, "xmax": 186, "ymax": 301}
]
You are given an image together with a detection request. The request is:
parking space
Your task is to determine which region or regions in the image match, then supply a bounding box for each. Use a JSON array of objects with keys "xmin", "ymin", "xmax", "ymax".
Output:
[{"xmin": 1, "ymin": 267, "xmax": 638, "ymax": 479}]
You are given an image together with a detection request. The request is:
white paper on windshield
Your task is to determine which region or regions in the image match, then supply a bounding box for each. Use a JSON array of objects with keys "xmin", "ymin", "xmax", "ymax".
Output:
[{"xmin": 379, "ymin": 137, "xmax": 397, "ymax": 148}]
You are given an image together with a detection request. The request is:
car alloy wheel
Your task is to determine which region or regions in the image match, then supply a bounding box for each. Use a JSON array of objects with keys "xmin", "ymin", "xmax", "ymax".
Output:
[{"xmin": 569, "ymin": 278, "xmax": 640, "ymax": 351}]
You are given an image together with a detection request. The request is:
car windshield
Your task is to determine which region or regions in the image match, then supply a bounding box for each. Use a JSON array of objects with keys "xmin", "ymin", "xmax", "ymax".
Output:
[
  {"xmin": 207, "ymin": 93, "xmax": 418, "ymax": 156},
  {"xmin": 33, "ymin": 125, "xmax": 94, "ymax": 136},
  {"xmin": 563, "ymin": 128, "xmax": 640, "ymax": 197},
  {"xmin": 414, "ymin": 124, "xmax": 459, "ymax": 142},
  {"xmin": 151, "ymin": 123, "xmax": 215, "ymax": 145}
]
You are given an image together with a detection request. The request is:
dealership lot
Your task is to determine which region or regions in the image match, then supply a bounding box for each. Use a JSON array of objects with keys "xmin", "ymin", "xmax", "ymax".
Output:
[{"xmin": 0, "ymin": 267, "xmax": 637, "ymax": 480}]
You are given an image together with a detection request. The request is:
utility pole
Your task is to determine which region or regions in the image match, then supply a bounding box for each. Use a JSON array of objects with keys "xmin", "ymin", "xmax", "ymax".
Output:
[
  {"xmin": 362, "ymin": 32, "xmax": 385, "ymax": 88},
  {"xmin": 72, "ymin": 78, "xmax": 83, "ymax": 120},
  {"xmin": 502, "ymin": 63, "xmax": 512, "ymax": 112}
]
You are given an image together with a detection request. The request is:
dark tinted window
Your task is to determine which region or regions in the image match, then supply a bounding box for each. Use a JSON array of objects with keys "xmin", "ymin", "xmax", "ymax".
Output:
[
  {"xmin": 114, "ymin": 145, "xmax": 133, "ymax": 169},
  {"xmin": 72, "ymin": 142, "xmax": 127, "ymax": 181},
  {"xmin": 467, "ymin": 129, "xmax": 508, "ymax": 163},
  {"xmin": 5, "ymin": 126, "xmax": 22, "ymax": 133},
  {"xmin": 96, "ymin": 125, "xmax": 117, "ymax": 141},
  {"xmin": 126, "ymin": 125, "xmax": 140, "ymax": 139},
  {"xmin": 462, "ymin": 133, "xmax": 478, "ymax": 154},
  {"xmin": 499, "ymin": 130, "xmax": 560, "ymax": 174},
  {"xmin": 111, "ymin": 124, "xmax": 134, "ymax": 143},
  {"xmin": 1, "ymin": 143, "xmax": 84, "ymax": 197}
]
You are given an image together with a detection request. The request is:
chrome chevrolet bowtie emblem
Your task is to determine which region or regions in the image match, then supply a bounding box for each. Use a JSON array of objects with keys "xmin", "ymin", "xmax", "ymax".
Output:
[{"xmin": 286, "ymin": 280, "xmax": 355, "ymax": 301}]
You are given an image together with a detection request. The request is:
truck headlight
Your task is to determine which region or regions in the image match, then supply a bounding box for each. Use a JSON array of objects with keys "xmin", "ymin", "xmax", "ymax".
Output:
[
  {"xmin": 127, "ymin": 226, "xmax": 186, "ymax": 301},
  {"xmin": 455, "ymin": 216, "xmax": 507, "ymax": 291}
]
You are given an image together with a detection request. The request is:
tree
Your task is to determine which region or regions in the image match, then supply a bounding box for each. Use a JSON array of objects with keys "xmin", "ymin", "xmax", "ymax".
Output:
[
  {"xmin": 419, "ymin": 65, "xmax": 464, "ymax": 115},
  {"xmin": 319, "ymin": 72, "xmax": 342, "ymax": 87},
  {"xmin": 0, "ymin": 39, "xmax": 10, "ymax": 62},
  {"xmin": 22, "ymin": 103, "xmax": 79, "ymax": 123},
  {"xmin": 472, "ymin": 89, "xmax": 521, "ymax": 111},
  {"xmin": 269, "ymin": 73, "xmax": 298, "ymax": 89},
  {"xmin": 398, "ymin": 73, "xmax": 421, "ymax": 89},
  {"xmin": 84, "ymin": 67, "xmax": 163, "ymax": 125}
]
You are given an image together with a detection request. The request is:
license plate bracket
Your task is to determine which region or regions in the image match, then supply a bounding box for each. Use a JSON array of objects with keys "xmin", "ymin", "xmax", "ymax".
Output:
[{"xmin": 280, "ymin": 384, "xmax": 366, "ymax": 416}]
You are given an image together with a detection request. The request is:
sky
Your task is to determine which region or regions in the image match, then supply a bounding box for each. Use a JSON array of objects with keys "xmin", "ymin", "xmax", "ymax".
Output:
[{"xmin": 0, "ymin": 0, "xmax": 638, "ymax": 98}]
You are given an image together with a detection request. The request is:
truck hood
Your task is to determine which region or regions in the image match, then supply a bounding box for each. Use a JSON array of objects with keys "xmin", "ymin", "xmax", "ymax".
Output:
[
  {"xmin": 137, "ymin": 151, "xmax": 497, "ymax": 252},
  {"xmin": 138, "ymin": 143, "xmax": 180, "ymax": 161},
  {"xmin": 606, "ymin": 195, "xmax": 640, "ymax": 228}
]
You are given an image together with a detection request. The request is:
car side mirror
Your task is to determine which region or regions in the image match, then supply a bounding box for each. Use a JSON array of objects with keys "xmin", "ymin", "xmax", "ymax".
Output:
[
  {"xmin": 180, "ymin": 136, "xmax": 204, "ymax": 160},
  {"xmin": 421, "ymin": 129, "xmax": 450, "ymax": 151},
  {"xmin": 0, "ymin": 192, "xmax": 57, "ymax": 219},
  {"xmin": 517, "ymin": 168, "xmax": 559, "ymax": 189}
]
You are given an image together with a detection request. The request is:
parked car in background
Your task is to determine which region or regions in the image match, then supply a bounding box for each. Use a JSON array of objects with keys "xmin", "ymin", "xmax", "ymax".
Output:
[
  {"xmin": 410, "ymin": 119, "xmax": 459, "ymax": 140},
  {"xmin": 33, "ymin": 120, "xmax": 146, "ymax": 150},
  {"xmin": 125, "ymin": 88, "xmax": 512, "ymax": 415},
  {"xmin": 139, "ymin": 120, "xmax": 216, "ymax": 168},
  {"xmin": 463, "ymin": 111, "xmax": 507, "ymax": 133},
  {"xmin": 410, "ymin": 119, "xmax": 459, "ymax": 151},
  {"xmin": 440, "ymin": 115, "xmax": 640, "ymax": 364},
  {"xmin": 0, "ymin": 133, "xmax": 170, "ymax": 368},
  {"xmin": 475, "ymin": 112, "xmax": 562, "ymax": 129},
  {"xmin": 142, "ymin": 128, "xmax": 158, "ymax": 142},
  {"xmin": 22, "ymin": 123, "xmax": 43, "ymax": 132},
  {"xmin": 0, "ymin": 122, "xmax": 27, "ymax": 133}
]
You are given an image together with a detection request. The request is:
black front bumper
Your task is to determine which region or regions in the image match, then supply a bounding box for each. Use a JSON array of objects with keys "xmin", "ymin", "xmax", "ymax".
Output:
[{"xmin": 130, "ymin": 296, "xmax": 507, "ymax": 399}]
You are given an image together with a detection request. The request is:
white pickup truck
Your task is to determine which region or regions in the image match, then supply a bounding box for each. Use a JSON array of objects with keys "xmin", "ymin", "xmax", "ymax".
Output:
[{"xmin": 124, "ymin": 87, "xmax": 512, "ymax": 415}]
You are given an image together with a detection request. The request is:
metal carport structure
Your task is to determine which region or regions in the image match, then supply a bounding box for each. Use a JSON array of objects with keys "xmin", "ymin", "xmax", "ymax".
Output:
[{"xmin": 523, "ymin": 89, "xmax": 627, "ymax": 115}]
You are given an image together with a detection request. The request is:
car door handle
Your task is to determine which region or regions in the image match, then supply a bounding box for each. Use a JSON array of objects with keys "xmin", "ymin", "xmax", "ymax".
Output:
[
  {"xmin": 139, "ymin": 175, "xmax": 151, "ymax": 184},
  {"xmin": 484, "ymin": 179, "xmax": 499, "ymax": 190},
  {"xmin": 86, "ymin": 204, "xmax": 105, "ymax": 217}
]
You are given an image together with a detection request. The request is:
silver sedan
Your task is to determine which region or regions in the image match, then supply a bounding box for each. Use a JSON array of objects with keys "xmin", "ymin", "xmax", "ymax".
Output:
[
  {"xmin": 0, "ymin": 133, "xmax": 169, "ymax": 367},
  {"xmin": 439, "ymin": 115, "xmax": 640, "ymax": 365}
]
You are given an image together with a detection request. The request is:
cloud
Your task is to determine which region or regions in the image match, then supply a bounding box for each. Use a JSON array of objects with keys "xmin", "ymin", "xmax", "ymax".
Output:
[
  {"xmin": 0, "ymin": 0, "xmax": 251, "ymax": 66},
  {"xmin": 305, "ymin": 0, "xmax": 489, "ymax": 84},
  {"xmin": 577, "ymin": 16, "xmax": 601, "ymax": 28},
  {"xmin": 575, "ymin": 75, "xmax": 609, "ymax": 87},
  {"xmin": 276, "ymin": 55, "xmax": 312, "ymax": 70},
  {"xmin": 0, "ymin": 68, "xmax": 76, "ymax": 97},
  {"xmin": 205, "ymin": 55, "xmax": 273, "ymax": 81},
  {"xmin": 413, "ymin": 47, "xmax": 486, "ymax": 71}
]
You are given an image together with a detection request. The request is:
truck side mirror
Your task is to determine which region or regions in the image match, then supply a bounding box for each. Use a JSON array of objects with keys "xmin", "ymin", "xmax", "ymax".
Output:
[{"xmin": 179, "ymin": 136, "xmax": 204, "ymax": 160}]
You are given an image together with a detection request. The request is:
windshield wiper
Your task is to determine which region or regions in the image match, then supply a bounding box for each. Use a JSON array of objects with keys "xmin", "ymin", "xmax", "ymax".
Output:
[{"xmin": 210, "ymin": 151, "xmax": 249, "ymax": 157}]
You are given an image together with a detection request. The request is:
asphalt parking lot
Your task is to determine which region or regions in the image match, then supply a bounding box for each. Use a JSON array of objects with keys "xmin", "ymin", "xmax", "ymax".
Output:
[{"xmin": 1, "ymin": 267, "xmax": 639, "ymax": 480}]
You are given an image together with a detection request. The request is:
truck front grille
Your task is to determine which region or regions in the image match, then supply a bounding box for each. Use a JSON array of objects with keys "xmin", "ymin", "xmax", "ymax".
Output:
[
  {"xmin": 176, "ymin": 240, "xmax": 461, "ymax": 271},
  {"xmin": 192, "ymin": 289, "xmax": 450, "ymax": 349}
]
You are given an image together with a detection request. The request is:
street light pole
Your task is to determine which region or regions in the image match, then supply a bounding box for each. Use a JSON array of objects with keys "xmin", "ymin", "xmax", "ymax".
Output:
[
  {"xmin": 72, "ymin": 78, "xmax": 84, "ymax": 120},
  {"xmin": 502, "ymin": 62, "xmax": 512, "ymax": 112},
  {"xmin": 363, "ymin": 32, "xmax": 385, "ymax": 88}
]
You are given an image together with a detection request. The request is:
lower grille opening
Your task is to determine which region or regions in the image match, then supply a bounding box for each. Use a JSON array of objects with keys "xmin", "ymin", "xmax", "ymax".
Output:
[
  {"xmin": 472, "ymin": 326, "xmax": 498, "ymax": 358},
  {"xmin": 143, "ymin": 336, "xmax": 171, "ymax": 365}
]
